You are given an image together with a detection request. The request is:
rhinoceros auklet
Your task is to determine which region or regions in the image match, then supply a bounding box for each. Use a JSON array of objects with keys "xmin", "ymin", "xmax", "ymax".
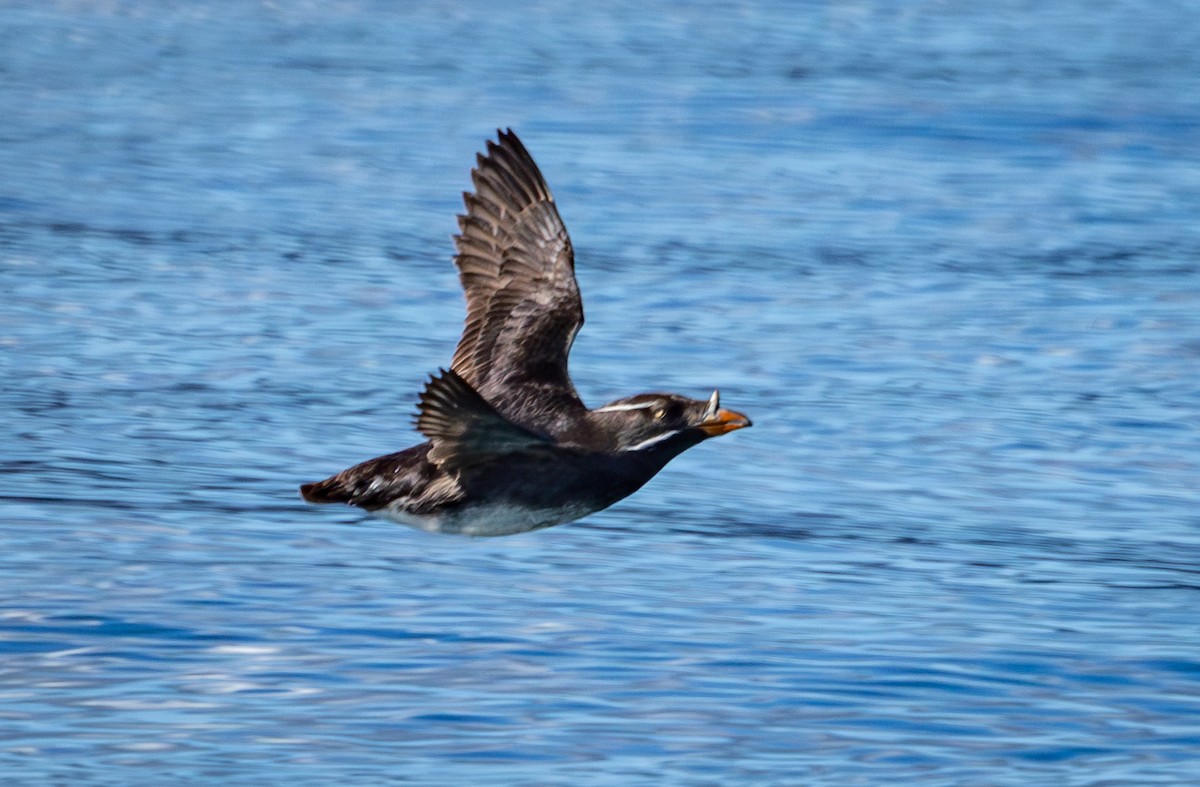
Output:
[{"xmin": 300, "ymin": 129, "xmax": 750, "ymax": 536}]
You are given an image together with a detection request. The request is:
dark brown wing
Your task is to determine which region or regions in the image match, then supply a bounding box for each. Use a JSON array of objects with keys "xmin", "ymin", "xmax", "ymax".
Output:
[
  {"xmin": 414, "ymin": 368, "xmax": 553, "ymax": 470},
  {"xmin": 450, "ymin": 129, "xmax": 585, "ymax": 428}
]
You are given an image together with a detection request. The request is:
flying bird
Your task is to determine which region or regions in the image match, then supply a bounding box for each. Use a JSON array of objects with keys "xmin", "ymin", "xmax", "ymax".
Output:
[{"xmin": 300, "ymin": 129, "xmax": 750, "ymax": 536}]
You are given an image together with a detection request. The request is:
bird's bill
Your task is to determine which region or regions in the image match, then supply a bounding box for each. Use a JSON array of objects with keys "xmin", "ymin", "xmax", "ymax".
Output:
[{"xmin": 698, "ymin": 407, "xmax": 752, "ymax": 436}]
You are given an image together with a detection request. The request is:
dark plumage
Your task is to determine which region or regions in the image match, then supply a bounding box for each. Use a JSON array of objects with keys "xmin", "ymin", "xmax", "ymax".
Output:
[{"xmin": 301, "ymin": 129, "xmax": 750, "ymax": 536}]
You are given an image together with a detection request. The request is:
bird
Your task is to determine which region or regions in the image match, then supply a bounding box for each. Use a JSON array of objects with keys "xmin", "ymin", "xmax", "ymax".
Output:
[{"xmin": 300, "ymin": 129, "xmax": 750, "ymax": 536}]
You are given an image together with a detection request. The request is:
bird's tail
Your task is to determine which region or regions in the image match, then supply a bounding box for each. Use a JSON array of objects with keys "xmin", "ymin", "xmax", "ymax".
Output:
[
  {"xmin": 299, "ymin": 476, "xmax": 351, "ymax": 504},
  {"xmin": 300, "ymin": 446, "xmax": 430, "ymax": 509}
]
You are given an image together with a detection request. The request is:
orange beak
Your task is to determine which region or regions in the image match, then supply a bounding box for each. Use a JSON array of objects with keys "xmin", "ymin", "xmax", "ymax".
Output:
[{"xmin": 699, "ymin": 407, "xmax": 752, "ymax": 437}]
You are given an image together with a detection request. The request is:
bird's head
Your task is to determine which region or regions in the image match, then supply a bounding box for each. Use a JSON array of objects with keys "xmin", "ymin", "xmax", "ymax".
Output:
[{"xmin": 591, "ymin": 390, "xmax": 751, "ymax": 457}]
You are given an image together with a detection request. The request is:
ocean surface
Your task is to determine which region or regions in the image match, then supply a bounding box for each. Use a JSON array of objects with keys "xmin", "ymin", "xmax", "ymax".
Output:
[{"xmin": 3, "ymin": 1, "xmax": 1199, "ymax": 784}]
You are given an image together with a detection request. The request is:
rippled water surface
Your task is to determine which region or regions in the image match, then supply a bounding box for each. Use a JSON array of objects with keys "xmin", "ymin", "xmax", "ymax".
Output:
[{"xmin": 3, "ymin": 1, "xmax": 1200, "ymax": 784}]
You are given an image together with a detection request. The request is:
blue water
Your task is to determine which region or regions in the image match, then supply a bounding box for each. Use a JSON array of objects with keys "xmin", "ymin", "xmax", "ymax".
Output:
[{"xmin": 4, "ymin": 1, "xmax": 1200, "ymax": 784}]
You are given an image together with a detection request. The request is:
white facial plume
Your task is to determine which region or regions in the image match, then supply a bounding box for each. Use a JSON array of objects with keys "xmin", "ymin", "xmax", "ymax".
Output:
[{"xmin": 704, "ymin": 390, "xmax": 720, "ymax": 421}]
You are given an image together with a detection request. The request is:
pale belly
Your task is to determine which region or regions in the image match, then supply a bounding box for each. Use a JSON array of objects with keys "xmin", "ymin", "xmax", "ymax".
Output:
[{"xmin": 377, "ymin": 499, "xmax": 601, "ymax": 537}]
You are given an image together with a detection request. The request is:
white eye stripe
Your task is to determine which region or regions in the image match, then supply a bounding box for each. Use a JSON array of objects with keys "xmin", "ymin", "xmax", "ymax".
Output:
[
  {"xmin": 595, "ymin": 401, "xmax": 659, "ymax": 413},
  {"xmin": 620, "ymin": 430, "xmax": 681, "ymax": 452}
]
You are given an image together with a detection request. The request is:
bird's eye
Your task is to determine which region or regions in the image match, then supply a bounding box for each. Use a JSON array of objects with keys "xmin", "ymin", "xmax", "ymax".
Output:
[{"xmin": 653, "ymin": 407, "xmax": 666, "ymax": 420}]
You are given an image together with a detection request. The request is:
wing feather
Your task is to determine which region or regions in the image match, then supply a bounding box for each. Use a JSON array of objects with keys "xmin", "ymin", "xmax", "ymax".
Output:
[
  {"xmin": 449, "ymin": 129, "xmax": 585, "ymax": 430},
  {"xmin": 415, "ymin": 368, "xmax": 553, "ymax": 470}
]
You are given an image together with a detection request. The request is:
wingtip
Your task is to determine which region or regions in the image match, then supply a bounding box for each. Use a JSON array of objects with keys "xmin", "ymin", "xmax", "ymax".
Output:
[
  {"xmin": 412, "ymin": 367, "xmax": 447, "ymax": 425},
  {"xmin": 493, "ymin": 127, "xmax": 528, "ymax": 157},
  {"xmin": 414, "ymin": 368, "xmax": 474, "ymax": 434}
]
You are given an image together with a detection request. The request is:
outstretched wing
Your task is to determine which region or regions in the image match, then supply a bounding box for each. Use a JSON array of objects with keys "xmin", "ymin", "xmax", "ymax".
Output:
[
  {"xmin": 450, "ymin": 129, "xmax": 585, "ymax": 428},
  {"xmin": 415, "ymin": 368, "xmax": 554, "ymax": 470}
]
